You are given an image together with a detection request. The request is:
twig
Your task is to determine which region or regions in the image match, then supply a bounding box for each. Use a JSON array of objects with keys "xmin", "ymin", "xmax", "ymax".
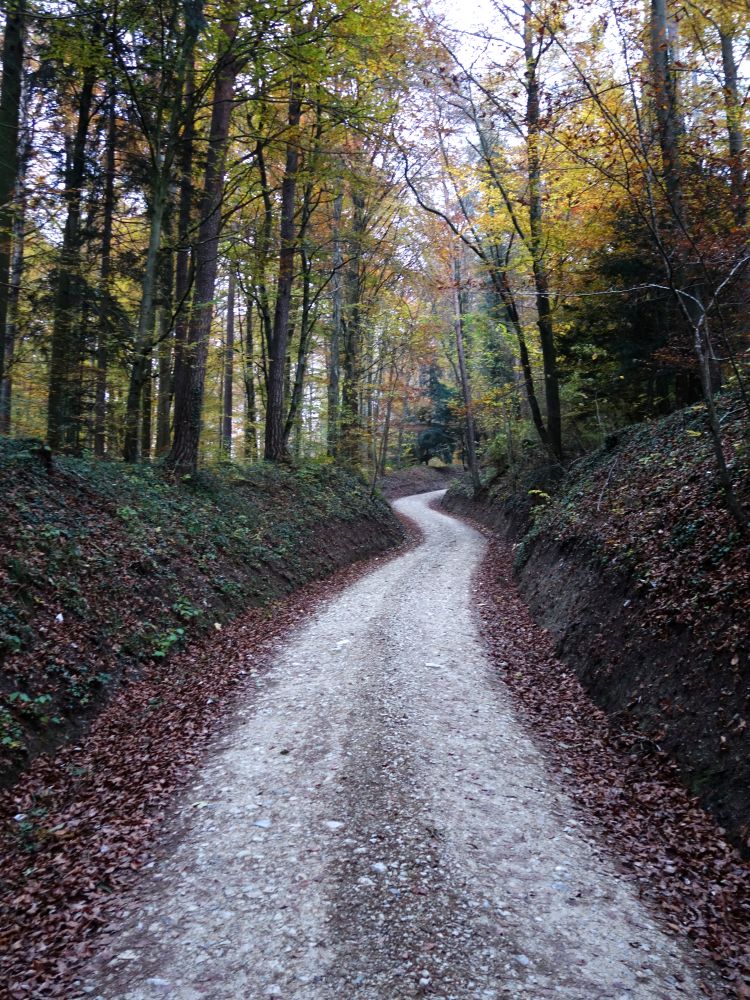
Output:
[{"xmin": 596, "ymin": 458, "xmax": 619, "ymax": 512}]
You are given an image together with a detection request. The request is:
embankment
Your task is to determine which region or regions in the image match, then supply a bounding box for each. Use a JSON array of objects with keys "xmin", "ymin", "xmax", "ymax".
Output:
[
  {"xmin": 445, "ymin": 398, "xmax": 750, "ymax": 850},
  {"xmin": 377, "ymin": 463, "xmax": 460, "ymax": 500},
  {"xmin": 0, "ymin": 440, "xmax": 403, "ymax": 782}
]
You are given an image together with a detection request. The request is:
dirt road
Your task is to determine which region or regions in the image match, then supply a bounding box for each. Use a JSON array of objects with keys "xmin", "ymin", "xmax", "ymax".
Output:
[{"xmin": 78, "ymin": 491, "xmax": 710, "ymax": 999}]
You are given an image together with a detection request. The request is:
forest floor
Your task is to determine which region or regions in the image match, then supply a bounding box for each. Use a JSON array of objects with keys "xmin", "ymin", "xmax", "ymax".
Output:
[{"xmin": 64, "ymin": 492, "xmax": 729, "ymax": 1000}]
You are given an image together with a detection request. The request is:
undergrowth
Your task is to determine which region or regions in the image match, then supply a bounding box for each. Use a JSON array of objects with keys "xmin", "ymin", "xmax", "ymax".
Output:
[{"xmin": 0, "ymin": 442, "xmax": 401, "ymax": 774}]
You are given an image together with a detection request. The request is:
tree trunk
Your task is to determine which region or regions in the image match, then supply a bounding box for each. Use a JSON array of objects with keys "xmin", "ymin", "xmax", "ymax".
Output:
[
  {"xmin": 377, "ymin": 361, "xmax": 397, "ymax": 477},
  {"xmin": 242, "ymin": 300, "xmax": 257, "ymax": 459},
  {"xmin": 524, "ymin": 1, "xmax": 562, "ymax": 461},
  {"xmin": 489, "ymin": 262, "xmax": 551, "ymax": 455},
  {"xmin": 0, "ymin": 0, "xmax": 25, "ymax": 409},
  {"xmin": 0, "ymin": 171, "xmax": 25, "ymax": 435},
  {"xmin": 283, "ymin": 253, "xmax": 313, "ymax": 447},
  {"xmin": 283, "ymin": 155, "xmax": 321, "ymax": 449},
  {"xmin": 170, "ymin": 56, "xmax": 196, "ymax": 419},
  {"xmin": 327, "ymin": 189, "xmax": 343, "ymax": 456},
  {"xmin": 221, "ymin": 268, "xmax": 235, "ymax": 456},
  {"xmin": 94, "ymin": 80, "xmax": 117, "ymax": 457},
  {"xmin": 47, "ymin": 65, "xmax": 96, "ymax": 450},
  {"xmin": 0, "ymin": 68, "xmax": 30, "ymax": 435},
  {"xmin": 123, "ymin": 172, "xmax": 168, "ymax": 461},
  {"xmin": 453, "ymin": 254, "xmax": 481, "ymax": 496},
  {"xmin": 339, "ymin": 188, "xmax": 366, "ymax": 467},
  {"xmin": 253, "ymin": 137, "xmax": 274, "ymax": 395},
  {"xmin": 651, "ymin": 0, "xmax": 685, "ymax": 225},
  {"xmin": 264, "ymin": 80, "xmax": 302, "ymax": 461},
  {"xmin": 155, "ymin": 229, "xmax": 175, "ymax": 456},
  {"xmin": 718, "ymin": 27, "xmax": 746, "ymax": 226},
  {"xmin": 168, "ymin": 18, "xmax": 239, "ymax": 475},
  {"xmin": 141, "ymin": 351, "xmax": 153, "ymax": 458}
]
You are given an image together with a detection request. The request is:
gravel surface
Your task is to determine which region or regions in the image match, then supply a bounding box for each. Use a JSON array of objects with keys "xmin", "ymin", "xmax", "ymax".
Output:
[{"xmin": 76, "ymin": 491, "xmax": 713, "ymax": 999}]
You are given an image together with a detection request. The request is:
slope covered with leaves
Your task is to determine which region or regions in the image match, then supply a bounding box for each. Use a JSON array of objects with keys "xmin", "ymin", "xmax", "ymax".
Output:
[
  {"xmin": 445, "ymin": 394, "xmax": 750, "ymax": 848},
  {"xmin": 517, "ymin": 397, "xmax": 748, "ymax": 650},
  {"xmin": 0, "ymin": 439, "xmax": 403, "ymax": 781}
]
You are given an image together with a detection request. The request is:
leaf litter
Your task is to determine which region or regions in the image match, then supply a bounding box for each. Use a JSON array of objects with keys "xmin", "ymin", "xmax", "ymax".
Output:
[
  {"xmin": 474, "ymin": 528, "xmax": 750, "ymax": 998},
  {"xmin": 0, "ymin": 528, "xmax": 418, "ymax": 999}
]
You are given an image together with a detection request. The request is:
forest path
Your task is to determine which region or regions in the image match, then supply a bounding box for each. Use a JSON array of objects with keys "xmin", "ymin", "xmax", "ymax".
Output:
[{"xmin": 78, "ymin": 491, "xmax": 709, "ymax": 1000}]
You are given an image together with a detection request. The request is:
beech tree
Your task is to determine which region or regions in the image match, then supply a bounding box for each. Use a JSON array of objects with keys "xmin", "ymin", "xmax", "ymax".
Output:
[
  {"xmin": 0, "ymin": 0, "xmax": 25, "ymax": 423},
  {"xmin": 167, "ymin": 14, "xmax": 240, "ymax": 475}
]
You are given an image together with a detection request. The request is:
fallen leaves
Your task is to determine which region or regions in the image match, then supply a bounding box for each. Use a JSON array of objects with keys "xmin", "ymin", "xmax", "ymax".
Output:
[
  {"xmin": 0, "ymin": 540, "xmax": 407, "ymax": 997},
  {"xmin": 477, "ymin": 536, "xmax": 750, "ymax": 998}
]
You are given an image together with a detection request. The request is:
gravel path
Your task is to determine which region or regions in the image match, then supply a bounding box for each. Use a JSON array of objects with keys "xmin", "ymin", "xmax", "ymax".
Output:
[{"xmin": 78, "ymin": 491, "xmax": 712, "ymax": 1000}]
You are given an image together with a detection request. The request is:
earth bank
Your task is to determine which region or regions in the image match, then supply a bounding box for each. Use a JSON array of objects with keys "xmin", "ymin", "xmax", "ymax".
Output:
[
  {"xmin": 443, "ymin": 396, "xmax": 750, "ymax": 852},
  {"xmin": 0, "ymin": 439, "xmax": 403, "ymax": 783}
]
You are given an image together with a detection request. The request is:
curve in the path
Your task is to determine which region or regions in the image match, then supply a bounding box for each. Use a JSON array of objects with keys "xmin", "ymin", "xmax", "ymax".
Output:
[{"xmin": 78, "ymin": 491, "xmax": 712, "ymax": 1000}]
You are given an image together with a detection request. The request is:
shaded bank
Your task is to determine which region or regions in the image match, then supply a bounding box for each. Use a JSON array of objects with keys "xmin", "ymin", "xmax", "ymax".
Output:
[
  {"xmin": 444, "ymin": 397, "xmax": 750, "ymax": 851},
  {"xmin": 0, "ymin": 440, "xmax": 403, "ymax": 783}
]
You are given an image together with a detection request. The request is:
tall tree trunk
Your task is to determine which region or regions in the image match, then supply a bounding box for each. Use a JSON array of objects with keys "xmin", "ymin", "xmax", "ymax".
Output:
[
  {"xmin": 155, "ymin": 336, "xmax": 173, "ymax": 456},
  {"xmin": 264, "ymin": 80, "xmax": 302, "ymax": 461},
  {"xmin": 0, "ymin": 70, "xmax": 30, "ymax": 435},
  {"xmin": 489, "ymin": 261, "xmax": 551, "ymax": 455},
  {"xmin": 339, "ymin": 188, "xmax": 366, "ymax": 467},
  {"xmin": 258, "ymin": 306, "xmax": 268, "ymax": 408},
  {"xmin": 283, "ymin": 249, "xmax": 313, "ymax": 447},
  {"xmin": 377, "ymin": 364, "xmax": 396, "ymax": 477},
  {"xmin": 155, "ymin": 229, "xmax": 175, "ymax": 455},
  {"xmin": 47, "ymin": 65, "xmax": 96, "ymax": 450},
  {"xmin": 221, "ymin": 268, "xmax": 235, "ymax": 456},
  {"xmin": 123, "ymin": 172, "xmax": 168, "ymax": 461},
  {"xmin": 650, "ymin": 0, "xmax": 699, "ymax": 315},
  {"xmin": 94, "ymin": 80, "xmax": 117, "ymax": 457},
  {"xmin": 283, "ymin": 105, "xmax": 322, "ymax": 452},
  {"xmin": 651, "ymin": 0, "xmax": 686, "ymax": 225},
  {"xmin": 0, "ymin": 172, "xmax": 25, "ymax": 434},
  {"xmin": 0, "ymin": 0, "xmax": 25, "ymax": 410},
  {"xmin": 524, "ymin": 1, "xmax": 562, "ymax": 461},
  {"xmin": 396, "ymin": 396, "xmax": 406, "ymax": 467},
  {"xmin": 253, "ymin": 136, "xmax": 274, "ymax": 395},
  {"xmin": 453, "ymin": 254, "xmax": 480, "ymax": 496},
  {"xmin": 327, "ymin": 189, "xmax": 343, "ymax": 457},
  {"xmin": 242, "ymin": 300, "xmax": 257, "ymax": 459},
  {"xmin": 168, "ymin": 18, "xmax": 239, "ymax": 475},
  {"xmin": 170, "ymin": 56, "xmax": 196, "ymax": 418},
  {"xmin": 718, "ymin": 27, "xmax": 746, "ymax": 226},
  {"xmin": 141, "ymin": 351, "xmax": 152, "ymax": 458}
]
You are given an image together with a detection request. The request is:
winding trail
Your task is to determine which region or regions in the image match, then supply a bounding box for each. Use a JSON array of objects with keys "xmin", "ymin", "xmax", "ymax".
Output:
[{"xmin": 79, "ymin": 491, "xmax": 711, "ymax": 1000}]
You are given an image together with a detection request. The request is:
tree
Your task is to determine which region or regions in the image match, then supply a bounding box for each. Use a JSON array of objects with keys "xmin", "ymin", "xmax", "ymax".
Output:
[
  {"xmin": 0, "ymin": 0, "xmax": 26, "ymax": 414},
  {"xmin": 263, "ymin": 77, "xmax": 302, "ymax": 461},
  {"xmin": 122, "ymin": 0, "xmax": 204, "ymax": 462},
  {"xmin": 167, "ymin": 14, "xmax": 240, "ymax": 475},
  {"xmin": 46, "ymin": 34, "xmax": 98, "ymax": 451}
]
